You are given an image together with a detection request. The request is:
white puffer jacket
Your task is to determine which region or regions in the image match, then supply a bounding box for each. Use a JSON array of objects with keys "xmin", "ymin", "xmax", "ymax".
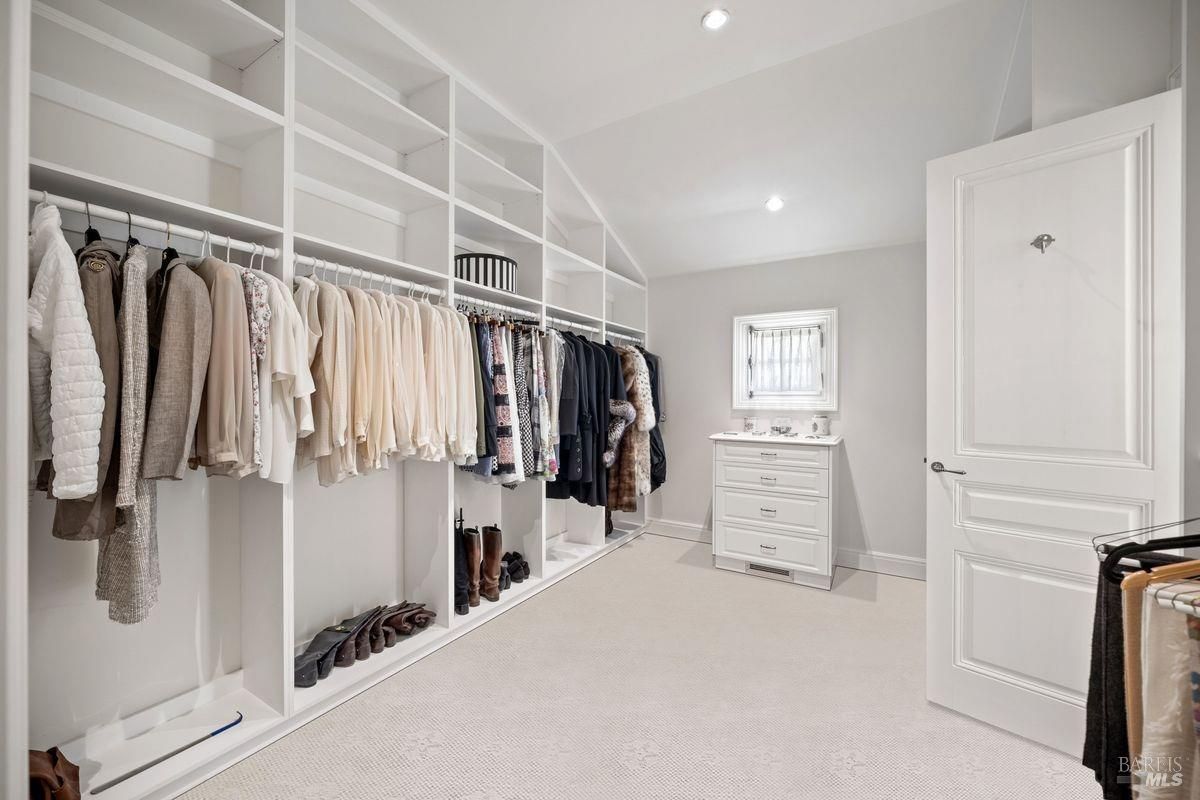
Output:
[{"xmin": 28, "ymin": 203, "xmax": 105, "ymax": 499}]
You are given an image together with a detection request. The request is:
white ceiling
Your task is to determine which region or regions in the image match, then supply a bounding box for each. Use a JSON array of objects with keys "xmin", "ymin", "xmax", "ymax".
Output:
[{"xmin": 383, "ymin": 0, "xmax": 1026, "ymax": 277}]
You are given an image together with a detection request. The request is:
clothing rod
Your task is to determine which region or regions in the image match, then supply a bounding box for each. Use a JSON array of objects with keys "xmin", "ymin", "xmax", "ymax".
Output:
[
  {"xmin": 545, "ymin": 315, "xmax": 599, "ymax": 334},
  {"xmin": 293, "ymin": 255, "xmax": 445, "ymax": 297},
  {"xmin": 454, "ymin": 293, "xmax": 536, "ymax": 319},
  {"xmin": 608, "ymin": 330, "xmax": 644, "ymax": 343},
  {"xmin": 1152, "ymin": 579, "xmax": 1200, "ymax": 617},
  {"xmin": 29, "ymin": 189, "xmax": 279, "ymax": 259}
]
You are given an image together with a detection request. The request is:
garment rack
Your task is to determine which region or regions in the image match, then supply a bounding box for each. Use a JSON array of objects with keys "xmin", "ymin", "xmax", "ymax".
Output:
[
  {"xmin": 608, "ymin": 329, "xmax": 644, "ymax": 344},
  {"xmin": 29, "ymin": 189, "xmax": 280, "ymax": 259},
  {"xmin": 293, "ymin": 254, "xmax": 445, "ymax": 297},
  {"xmin": 454, "ymin": 292, "xmax": 536, "ymax": 319},
  {"xmin": 1151, "ymin": 579, "xmax": 1200, "ymax": 618},
  {"xmin": 545, "ymin": 315, "xmax": 599, "ymax": 334}
]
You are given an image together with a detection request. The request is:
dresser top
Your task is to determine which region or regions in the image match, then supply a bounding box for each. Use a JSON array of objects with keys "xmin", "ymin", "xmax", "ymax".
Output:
[{"xmin": 709, "ymin": 432, "xmax": 842, "ymax": 446}]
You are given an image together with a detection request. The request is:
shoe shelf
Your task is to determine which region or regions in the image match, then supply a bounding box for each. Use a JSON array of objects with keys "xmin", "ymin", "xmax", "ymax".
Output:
[
  {"xmin": 19, "ymin": 1, "xmax": 651, "ymax": 798},
  {"xmin": 56, "ymin": 676, "xmax": 280, "ymax": 800}
]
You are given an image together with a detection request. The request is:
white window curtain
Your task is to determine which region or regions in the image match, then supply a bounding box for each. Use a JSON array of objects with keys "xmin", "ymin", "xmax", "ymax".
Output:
[{"xmin": 749, "ymin": 325, "xmax": 821, "ymax": 396}]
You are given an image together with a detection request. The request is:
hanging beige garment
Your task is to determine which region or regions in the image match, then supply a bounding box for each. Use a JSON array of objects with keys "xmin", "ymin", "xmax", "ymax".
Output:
[
  {"xmin": 293, "ymin": 276, "xmax": 320, "ymax": 443},
  {"xmin": 192, "ymin": 256, "xmax": 254, "ymax": 472},
  {"xmin": 259, "ymin": 273, "xmax": 314, "ymax": 484},
  {"xmin": 369, "ymin": 290, "xmax": 398, "ymax": 465},
  {"xmin": 417, "ymin": 299, "xmax": 447, "ymax": 461},
  {"xmin": 395, "ymin": 296, "xmax": 430, "ymax": 456},
  {"xmin": 96, "ymin": 244, "xmax": 160, "ymax": 624},
  {"xmin": 386, "ymin": 295, "xmax": 415, "ymax": 457},
  {"xmin": 451, "ymin": 310, "xmax": 478, "ymax": 465}
]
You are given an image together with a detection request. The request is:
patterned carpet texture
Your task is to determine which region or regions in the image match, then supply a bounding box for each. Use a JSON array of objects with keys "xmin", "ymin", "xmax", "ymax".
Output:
[{"xmin": 183, "ymin": 534, "xmax": 1094, "ymax": 799}]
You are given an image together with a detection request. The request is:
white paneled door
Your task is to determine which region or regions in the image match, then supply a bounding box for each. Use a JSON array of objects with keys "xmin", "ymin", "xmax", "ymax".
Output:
[{"xmin": 926, "ymin": 90, "xmax": 1181, "ymax": 754}]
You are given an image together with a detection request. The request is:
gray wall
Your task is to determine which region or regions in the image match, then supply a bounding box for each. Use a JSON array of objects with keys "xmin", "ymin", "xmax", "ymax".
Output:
[{"xmin": 646, "ymin": 242, "xmax": 927, "ymax": 572}]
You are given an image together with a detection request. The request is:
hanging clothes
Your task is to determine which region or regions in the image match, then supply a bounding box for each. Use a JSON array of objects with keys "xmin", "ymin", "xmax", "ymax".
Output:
[
  {"xmin": 49, "ymin": 239, "xmax": 122, "ymax": 541},
  {"xmin": 259, "ymin": 272, "xmax": 314, "ymax": 484},
  {"xmin": 96, "ymin": 244, "xmax": 159, "ymax": 624},
  {"xmin": 193, "ymin": 256, "xmax": 255, "ymax": 475},
  {"xmin": 637, "ymin": 345, "xmax": 667, "ymax": 492},
  {"xmin": 27, "ymin": 203, "xmax": 105, "ymax": 500},
  {"xmin": 142, "ymin": 257, "xmax": 212, "ymax": 480}
]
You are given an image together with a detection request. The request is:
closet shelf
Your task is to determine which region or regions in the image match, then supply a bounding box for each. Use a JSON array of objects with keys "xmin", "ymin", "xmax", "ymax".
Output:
[
  {"xmin": 294, "ymin": 626, "xmax": 452, "ymax": 713},
  {"xmin": 545, "ymin": 303, "xmax": 603, "ymax": 327},
  {"xmin": 545, "ymin": 241, "xmax": 603, "ymax": 274},
  {"xmin": 452, "ymin": 278, "xmax": 541, "ymax": 312},
  {"xmin": 604, "ymin": 319, "xmax": 645, "ymax": 336},
  {"xmin": 30, "ymin": 159, "xmax": 284, "ymax": 242},
  {"xmin": 455, "ymin": 82, "xmax": 541, "ymax": 166},
  {"xmin": 454, "ymin": 200, "xmax": 541, "ymax": 246},
  {"xmin": 294, "ymin": 232, "xmax": 450, "ymax": 285},
  {"xmin": 296, "ymin": 0, "xmax": 447, "ymax": 98},
  {"xmin": 32, "ymin": 2, "xmax": 284, "ymax": 147},
  {"xmin": 544, "ymin": 150, "xmax": 603, "ymax": 231},
  {"xmin": 455, "ymin": 139, "xmax": 541, "ymax": 203},
  {"xmin": 605, "ymin": 269, "xmax": 646, "ymax": 291},
  {"xmin": 296, "ymin": 41, "xmax": 447, "ymax": 156},
  {"xmin": 296, "ymin": 125, "xmax": 448, "ymax": 214},
  {"xmin": 99, "ymin": 0, "xmax": 282, "ymax": 72},
  {"xmin": 57, "ymin": 678, "xmax": 279, "ymax": 800}
]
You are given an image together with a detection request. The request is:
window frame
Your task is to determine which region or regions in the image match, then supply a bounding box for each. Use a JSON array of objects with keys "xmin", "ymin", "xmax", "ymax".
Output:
[{"xmin": 731, "ymin": 308, "xmax": 839, "ymax": 411}]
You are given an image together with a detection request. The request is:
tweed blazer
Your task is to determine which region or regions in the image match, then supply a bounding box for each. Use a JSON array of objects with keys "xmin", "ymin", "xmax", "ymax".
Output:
[{"xmin": 142, "ymin": 258, "xmax": 213, "ymax": 480}]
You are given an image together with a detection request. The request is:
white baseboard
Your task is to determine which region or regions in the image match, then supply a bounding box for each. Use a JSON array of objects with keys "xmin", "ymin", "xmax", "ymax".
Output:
[
  {"xmin": 646, "ymin": 517, "xmax": 712, "ymax": 544},
  {"xmin": 835, "ymin": 547, "xmax": 926, "ymax": 581}
]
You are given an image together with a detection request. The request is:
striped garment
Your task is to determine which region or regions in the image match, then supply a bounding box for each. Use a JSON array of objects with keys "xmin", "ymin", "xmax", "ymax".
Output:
[{"xmin": 491, "ymin": 321, "xmax": 516, "ymax": 475}]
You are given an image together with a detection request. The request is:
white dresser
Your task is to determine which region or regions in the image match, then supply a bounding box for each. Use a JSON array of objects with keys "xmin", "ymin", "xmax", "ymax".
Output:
[{"xmin": 710, "ymin": 432, "xmax": 841, "ymax": 590}]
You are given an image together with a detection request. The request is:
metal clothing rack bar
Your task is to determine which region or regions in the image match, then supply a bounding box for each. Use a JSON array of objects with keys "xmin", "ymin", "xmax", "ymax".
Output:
[
  {"xmin": 454, "ymin": 292, "xmax": 536, "ymax": 320},
  {"xmin": 545, "ymin": 315, "xmax": 599, "ymax": 334},
  {"xmin": 294, "ymin": 254, "xmax": 445, "ymax": 297},
  {"xmin": 29, "ymin": 189, "xmax": 280, "ymax": 259},
  {"xmin": 1151, "ymin": 578, "xmax": 1200, "ymax": 618},
  {"xmin": 608, "ymin": 329, "xmax": 644, "ymax": 344}
]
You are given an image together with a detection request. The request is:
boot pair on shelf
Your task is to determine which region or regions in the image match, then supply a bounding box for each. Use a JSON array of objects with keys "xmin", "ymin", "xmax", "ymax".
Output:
[
  {"xmin": 456, "ymin": 522, "xmax": 529, "ymax": 614},
  {"xmin": 294, "ymin": 601, "xmax": 436, "ymax": 688},
  {"xmin": 455, "ymin": 524, "xmax": 498, "ymax": 614}
]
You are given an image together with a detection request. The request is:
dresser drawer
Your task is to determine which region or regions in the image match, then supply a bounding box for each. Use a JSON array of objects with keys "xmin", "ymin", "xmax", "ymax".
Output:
[
  {"xmin": 717, "ymin": 523, "xmax": 830, "ymax": 575},
  {"xmin": 715, "ymin": 486, "xmax": 829, "ymax": 536},
  {"xmin": 715, "ymin": 462, "xmax": 828, "ymax": 497},
  {"xmin": 714, "ymin": 441, "xmax": 829, "ymax": 469}
]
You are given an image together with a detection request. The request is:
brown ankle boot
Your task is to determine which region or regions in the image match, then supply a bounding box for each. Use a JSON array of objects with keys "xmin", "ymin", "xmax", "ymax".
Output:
[
  {"xmin": 465, "ymin": 528, "xmax": 482, "ymax": 607},
  {"xmin": 480, "ymin": 525, "xmax": 503, "ymax": 602}
]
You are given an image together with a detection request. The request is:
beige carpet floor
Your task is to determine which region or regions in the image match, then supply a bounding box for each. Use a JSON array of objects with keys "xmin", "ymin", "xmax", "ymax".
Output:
[{"xmin": 182, "ymin": 533, "xmax": 1094, "ymax": 799}]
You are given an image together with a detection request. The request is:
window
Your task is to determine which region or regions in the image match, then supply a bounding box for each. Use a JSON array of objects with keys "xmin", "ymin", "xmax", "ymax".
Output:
[{"xmin": 732, "ymin": 309, "xmax": 838, "ymax": 410}]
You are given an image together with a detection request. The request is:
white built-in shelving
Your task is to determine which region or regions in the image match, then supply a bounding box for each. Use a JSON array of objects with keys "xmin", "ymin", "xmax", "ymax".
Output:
[{"xmin": 15, "ymin": 1, "xmax": 651, "ymax": 798}]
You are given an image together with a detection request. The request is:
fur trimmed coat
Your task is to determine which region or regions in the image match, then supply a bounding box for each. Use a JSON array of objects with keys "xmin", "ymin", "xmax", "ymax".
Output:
[{"xmin": 607, "ymin": 346, "xmax": 655, "ymax": 512}]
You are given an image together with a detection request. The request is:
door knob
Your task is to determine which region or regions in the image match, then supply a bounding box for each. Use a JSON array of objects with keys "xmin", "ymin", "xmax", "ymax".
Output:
[{"xmin": 930, "ymin": 461, "xmax": 966, "ymax": 476}]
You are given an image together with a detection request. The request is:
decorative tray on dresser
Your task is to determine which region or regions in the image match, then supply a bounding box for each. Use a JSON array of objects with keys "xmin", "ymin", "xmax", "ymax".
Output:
[{"xmin": 709, "ymin": 432, "xmax": 842, "ymax": 590}]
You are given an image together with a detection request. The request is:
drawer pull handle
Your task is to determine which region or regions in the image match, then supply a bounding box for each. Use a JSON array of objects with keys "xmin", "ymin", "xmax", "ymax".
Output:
[
  {"xmin": 760, "ymin": 452, "xmax": 777, "ymax": 458},
  {"xmin": 760, "ymin": 476, "xmax": 777, "ymax": 483},
  {"xmin": 760, "ymin": 544, "xmax": 777, "ymax": 552},
  {"xmin": 760, "ymin": 507, "xmax": 777, "ymax": 516}
]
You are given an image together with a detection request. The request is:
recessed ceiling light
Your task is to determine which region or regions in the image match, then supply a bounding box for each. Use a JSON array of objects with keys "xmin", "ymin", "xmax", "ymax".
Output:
[
  {"xmin": 701, "ymin": 8, "xmax": 730, "ymax": 31},
  {"xmin": 765, "ymin": 195, "xmax": 784, "ymax": 212}
]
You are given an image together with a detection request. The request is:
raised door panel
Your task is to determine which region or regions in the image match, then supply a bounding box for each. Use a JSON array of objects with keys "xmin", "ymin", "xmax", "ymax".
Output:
[
  {"xmin": 715, "ymin": 462, "xmax": 828, "ymax": 497},
  {"xmin": 955, "ymin": 552, "xmax": 1093, "ymax": 705},
  {"xmin": 958, "ymin": 129, "xmax": 1150, "ymax": 467}
]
